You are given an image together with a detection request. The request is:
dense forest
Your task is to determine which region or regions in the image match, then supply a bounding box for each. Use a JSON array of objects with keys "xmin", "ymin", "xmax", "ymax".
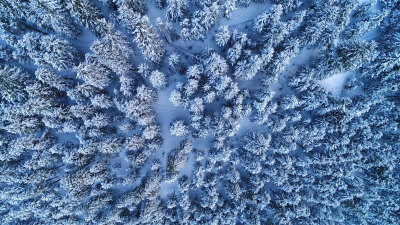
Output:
[{"xmin": 0, "ymin": 0, "xmax": 399, "ymax": 224}]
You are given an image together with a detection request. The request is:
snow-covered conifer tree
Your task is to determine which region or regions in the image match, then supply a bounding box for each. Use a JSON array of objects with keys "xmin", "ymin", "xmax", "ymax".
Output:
[
  {"xmin": 166, "ymin": 0, "xmax": 188, "ymax": 22},
  {"xmin": 214, "ymin": 25, "xmax": 231, "ymax": 47},
  {"xmin": 149, "ymin": 70, "xmax": 167, "ymax": 89},
  {"xmin": 66, "ymin": 0, "xmax": 106, "ymax": 36},
  {"xmin": 14, "ymin": 33, "xmax": 81, "ymax": 70},
  {"xmin": 119, "ymin": 11, "xmax": 165, "ymax": 63},
  {"xmin": 170, "ymin": 120, "xmax": 190, "ymax": 137},
  {"xmin": 90, "ymin": 28, "xmax": 134, "ymax": 76},
  {"xmin": 77, "ymin": 54, "xmax": 114, "ymax": 89},
  {"xmin": 166, "ymin": 140, "xmax": 193, "ymax": 181}
]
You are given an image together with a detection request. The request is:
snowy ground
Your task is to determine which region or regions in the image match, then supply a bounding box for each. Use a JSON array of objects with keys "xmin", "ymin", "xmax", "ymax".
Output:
[{"xmin": 317, "ymin": 71, "xmax": 353, "ymax": 96}]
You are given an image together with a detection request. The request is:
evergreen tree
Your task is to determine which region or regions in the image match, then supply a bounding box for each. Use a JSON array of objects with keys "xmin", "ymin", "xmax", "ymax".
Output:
[
  {"xmin": 90, "ymin": 27, "xmax": 134, "ymax": 76},
  {"xmin": 77, "ymin": 54, "xmax": 114, "ymax": 89},
  {"xmin": 66, "ymin": 0, "xmax": 107, "ymax": 36},
  {"xmin": 14, "ymin": 32, "xmax": 81, "ymax": 70},
  {"xmin": 166, "ymin": 0, "xmax": 188, "ymax": 22},
  {"xmin": 166, "ymin": 140, "xmax": 193, "ymax": 181},
  {"xmin": 214, "ymin": 25, "xmax": 231, "ymax": 47},
  {"xmin": 119, "ymin": 12, "xmax": 165, "ymax": 63},
  {"xmin": 170, "ymin": 120, "xmax": 190, "ymax": 137},
  {"xmin": 28, "ymin": 0, "xmax": 80, "ymax": 38},
  {"xmin": 0, "ymin": 65, "xmax": 30, "ymax": 102},
  {"xmin": 35, "ymin": 68, "xmax": 74, "ymax": 92},
  {"xmin": 149, "ymin": 70, "xmax": 167, "ymax": 89}
]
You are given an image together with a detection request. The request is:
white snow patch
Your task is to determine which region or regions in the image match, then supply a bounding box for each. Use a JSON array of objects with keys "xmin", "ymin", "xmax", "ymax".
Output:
[
  {"xmin": 152, "ymin": 85, "xmax": 190, "ymax": 160},
  {"xmin": 317, "ymin": 72, "xmax": 352, "ymax": 96},
  {"xmin": 288, "ymin": 48, "xmax": 318, "ymax": 70},
  {"xmin": 237, "ymin": 116, "xmax": 266, "ymax": 136},
  {"xmin": 146, "ymin": 2, "xmax": 165, "ymax": 24},
  {"xmin": 159, "ymin": 180, "xmax": 178, "ymax": 198},
  {"xmin": 362, "ymin": 27, "xmax": 379, "ymax": 41},
  {"xmin": 71, "ymin": 28, "xmax": 98, "ymax": 54}
]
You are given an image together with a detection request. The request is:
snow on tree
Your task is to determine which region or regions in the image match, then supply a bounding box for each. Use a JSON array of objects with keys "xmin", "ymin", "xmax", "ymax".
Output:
[
  {"xmin": 91, "ymin": 94, "xmax": 113, "ymax": 109},
  {"xmin": 180, "ymin": 1, "xmax": 221, "ymax": 40},
  {"xmin": 204, "ymin": 52, "xmax": 228, "ymax": 78},
  {"xmin": 136, "ymin": 85, "xmax": 158, "ymax": 104},
  {"xmin": 169, "ymin": 88, "xmax": 185, "ymax": 107},
  {"xmin": 35, "ymin": 68, "xmax": 74, "ymax": 92},
  {"xmin": 119, "ymin": 74, "xmax": 136, "ymax": 97},
  {"xmin": 0, "ymin": 45, "xmax": 13, "ymax": 62},
  {"xmin": 227, "ymin": 42, "xmax": 243, "ymax": 65},
  {"xmin": 142, "ymin": 124, "xmax": 161, "ymax": 140},
  {"xmin": 98, "ymin": 136, "xmax": 124, "ymax": 154},
  {"xmin": 137, "ymin": 63, "xmax": 150, "ymax": 77},
  {"xmin": 66, "ymin": 0, "xmax": 107, "ymax": 36},
  {"xmin": 253, "ymin": 4, "xmax": 283, "ymax": 33},
  {"xmin": 168, "ymin": 53, "xmax": 181, "ymax": 71},
  {"xmin": 67, "ymin": 83, "xmax": 101, "ymax": 103},
  {"xmin": 170, "ymin": 120, "xmax": 190, "ymax": 137},
  {"xmin": 214, "ymin": 25, "xmax": 231, "ymax": 47},
  {"xmin": 13, "ymin": 32, "xmax": 81, "ymax": 70},
  {"xmin": 114, "ymin": 0, "xmax": 147, "ymax": 15},
  {"xmin": 233, "ymin": 53, "xmax": 263, "ymax": 80},
  {"xmin": 198, "ymin": 1, "xmax": 221, "ymax": 31},
  {"xmin": 271, "ymin": 0, "xmax": 302, "ymax": 13},
  {"xmin": 166, "ymin": 140, "xmax": 193, "ymax": 181},
  {"xmin": 342, "ymin": 10, "xmax": 388, "ymax": 40},
  {"xmin": 222, "ymin": 0, "xmax": 237, "ymax": 18},
  {"xmin": 0, "ymin": 65, "xmax": 30, "ymax": 102},
  {"xmin": 90, "ymin": 26, "xmax": 134, "ymax": 76},
  {"xmin": 156, "ymin": 17, "xmax": 171, "ymax": 43},
  {"xmin": 77, "ymin": 54, "xmax": 114, "ymax": 89},
  {"xmin": 149, "ymin": 70, "xmax": 167, "ymax": 89},
  {"xmin": 28, "ymin": 0, "xmax": 80, "ymax": 38},
  {"xmin": 166, "ymin": 0, "xmax": 188, "ymax": 22},
  {"xmin": 315, "ymin": 39, "xmax": 377, "ymax": 79},
  {"xmin": 0, "ymin": 1, "xmax": 399, "ymax": 224},
  {"xmin": 180, "ymin": 18, "xmax": 192, "ymax": 41},
  {"xmin": 119, "ymin": 11, "xmax": 165, "ymax": 63}
]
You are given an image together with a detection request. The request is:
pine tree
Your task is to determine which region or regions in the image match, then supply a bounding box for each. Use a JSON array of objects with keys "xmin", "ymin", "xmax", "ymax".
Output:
[
  {"xmin": 142, "ymin": 124, "xmax": 161, "ymax": 140},
  {"xmin": 90, "ymin": 27, "xmax": 134, "ymax": 76},
  {"xmin": 166, "ymin": 140, "xmax": 193, "ymax": 181},
  {"xmin": 28, "ymin": 0, "xmax": 80, "ymax": 38},
  {"xmin": 77, "ymin": 54, "xmax": 114, "ymax": 89},
  {"xmin": 233, "ymin": 54, "xmax": 263, "ymax": 80},
  {"xmin": 214, "ymin": 25, "xmax": 231, "ymax": 47},
  {"xmin": 91, "ymin": 94, "xmax": 113, "ymax": 109},
  {"xmin": 0, "ymin": 65, "xmax": 30, "ymax": 102},
  {"xmin": 66, "ymin": 0, "xmax": 107, "ymax": 36},
  {"xmin": 149, "ymin": 70, "xmax": 167, "ymax": 89},
  {"xmin": 166, "ymin": 0, "xmax": 188, "ymax": 22},
  {"xmin": 168, "ymin": 53, "xmax": 180, "ymax": 70},
  {"xmin": 170, "ymin": 120, "xmax": 190, "ymax": 137},
  {"xmin": 35, "ymin": 68, "xmax": 74, "ymax": 92},
  {"xmin": 315, "ymin": 39, "xmax": 377, "ymax": 79},
  {"xmin": 119, "ymin": 12, "xmax": 165, "ymax": 63},
  {"xmin": 14, "ymin": 32, "xmax": 81, "ymax": 70},
  {"xmin": 253, "ymin": 4, "xmax": 283, "ymax": 33},
  {"xmin": 222, "ymin": 0, "xmax": 237, "ymax": 18},
  {"xmin": 0, "ymin": 45, "xmax": 13, "ymax": 62},
  {"xmin": 114, "ymin": 0, "xmax": 147, "ymax": 15}
]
